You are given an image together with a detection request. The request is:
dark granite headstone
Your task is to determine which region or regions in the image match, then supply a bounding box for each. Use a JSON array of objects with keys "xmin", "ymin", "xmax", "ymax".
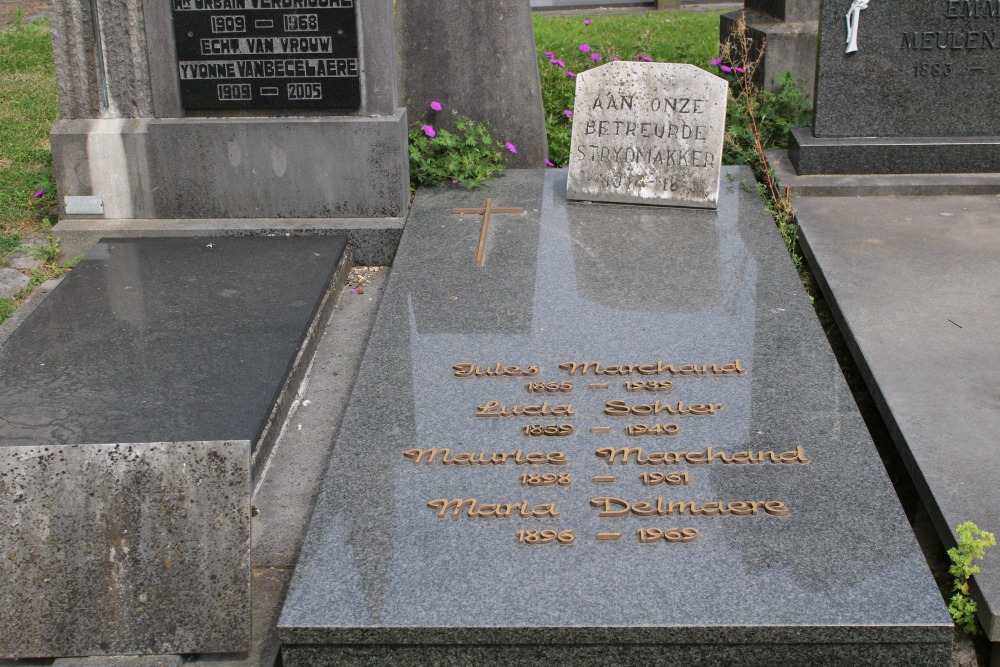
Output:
[
  {"xmin": 277, "ymin": 170, "xmax": 950, "ymax": 665},
  {"xmin": 790, "ymin": 0, "xmax": 1000, "ymax": 175},
  {"xmin": 0, "ymin": 235, "xmax": 347, "ymax": 658}
]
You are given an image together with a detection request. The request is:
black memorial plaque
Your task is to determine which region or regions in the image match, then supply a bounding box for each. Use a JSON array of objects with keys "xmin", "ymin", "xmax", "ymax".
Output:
[{"xmin": 172, "ymin": 0, "xmax": 360, "ymax": 110}]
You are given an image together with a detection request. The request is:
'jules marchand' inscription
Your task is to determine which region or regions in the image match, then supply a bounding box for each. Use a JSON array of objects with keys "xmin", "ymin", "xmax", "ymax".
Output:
[
  {"xmin": 402, "ymin": 358, "xmax": 804, "ymax": 546},
  {"xmin": 171, "ymin": 0, "xmax": 359, "ymax": 110},
  {"xmin": 566, "ymin": 62, "xmax": 727, "ymax": 209}
]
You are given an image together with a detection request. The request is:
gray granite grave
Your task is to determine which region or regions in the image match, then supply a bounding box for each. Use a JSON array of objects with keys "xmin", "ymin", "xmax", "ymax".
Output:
[
  {"xmin": 0, "ymin": 235, "xmax": 347, "ymax": 658},
  {"xmin": 277, "ymin": 169, "xmax": 951, "ymax": 665},
  {"xmin": 720, "ymin": 0, "xmax": 820, "ymax": 98},
  {"xmin": 795, "ymin": 194, "xmax": 1000, "ymax": 646},
  {"xmin": 788, "ymin": 0, "xmax": 1000, "ymax": 178},
  {"xmin": 567, "ymin": 62, "xmax": 727, "ymax": 208}
]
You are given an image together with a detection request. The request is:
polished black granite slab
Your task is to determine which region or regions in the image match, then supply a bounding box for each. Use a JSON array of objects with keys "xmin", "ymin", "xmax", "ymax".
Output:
[
  {"xmin": 789, "ymin": 128, "xmax": 1000, "ymax": 176},
  {"xmin": 0, "ymin": 235, "xmax": 347, "ymax": 449},
  {"xmin": 278, "ymin": 169, "xmax": 951, "ymax": 665}
]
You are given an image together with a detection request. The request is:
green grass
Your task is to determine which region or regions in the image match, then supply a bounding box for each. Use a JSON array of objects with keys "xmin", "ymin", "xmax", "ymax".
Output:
[
  {"xmin": 533, "ymin": 12, "xmax": 720, "ymax": 65},
  {"xmin": 0, "ymin": 18, "xmax": 60, "ymax": 325},
  {"xmin": 0, "ymin": 18, "xmax": 59, "ymax": 242},
  {"xmin": 533, "ymin": 11, "xmax": 723, "ymax": 166}
]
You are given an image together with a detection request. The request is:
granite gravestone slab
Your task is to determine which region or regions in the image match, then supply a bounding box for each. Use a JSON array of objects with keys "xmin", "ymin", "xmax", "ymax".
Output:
[
  {"xmin": 794, "ymin": 194, "xmax": 1000, "ymax": 642},
  {"xmin": 567, "ymin": 62, "xmax": 727, "ymax": 209},
  {"xmin": 171, "ymin": 0, "xmax": 360, "ymax": 110},
  {"xmin": 789, "ymin": 0, "xmax": 1000, "ymax": 175},
  {"xmin": 278, "ymin": 169, "xmax": 951, "ymax": 666},
  {"xmin": 0, "ymin": 236, "xmax": 347, "ymax": 658}
]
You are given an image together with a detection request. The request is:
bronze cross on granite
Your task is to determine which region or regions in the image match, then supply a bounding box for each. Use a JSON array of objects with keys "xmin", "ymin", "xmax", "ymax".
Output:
[{"xmin": 451, "ymin": 197, "xmax": 525, "ymax": 267}]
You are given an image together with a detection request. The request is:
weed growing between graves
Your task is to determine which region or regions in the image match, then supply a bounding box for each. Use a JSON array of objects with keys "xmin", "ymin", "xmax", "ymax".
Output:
[
  {"xmin": 948, "ymin": 521, "xmax": 997, "ymax": 634},
  {"xmin": 408, "ymin": 102, "xmax": 514, "ymax": 188},
  {"xmin": 0, "ymin": 234, "xmax": 79, "ymax": 326},
  {"xmin": 713, "ymin": 14, "xmax": 812, "ymax": 282}
]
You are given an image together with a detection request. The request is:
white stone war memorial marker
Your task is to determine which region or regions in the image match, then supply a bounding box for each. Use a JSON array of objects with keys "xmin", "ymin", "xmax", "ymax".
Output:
[{"xmin": 567, "ymin": 62, "xmax": 727, "ymax": 209}]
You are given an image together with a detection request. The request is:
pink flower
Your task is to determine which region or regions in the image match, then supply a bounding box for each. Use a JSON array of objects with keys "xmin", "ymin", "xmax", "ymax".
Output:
[
  {"xmin": 422, "ymin": 125, "xmax": 436, "ymax": 137},
  {"xmin": 583, "ymin": 20, "xmax": 591, "ymax": 25},
  {"xmin": 720, "ymin": 65, "xmax": 732, "ymax": 73},
  {"xmin": 638, "ymin": 55, "xmax": 652, "ymax": 62},
  {"xmin": 550, "ymin": 59, "xmax": 565, "ymax": 68},
  {"xmin": 545, "ymin": 159, "xmax": 554, "ymax": 167},
  {"xmin": 579, "ymin": 44, "xmax": 591, "ymax": 53},
  {"xmin": 563, "ymin": 109, "xmax": 572, "ymax": 117},
  {"xmin": 505, "ymin": 142, "xmax": 517, "ymax": 154},
  {"xmin": 32, "ymin": 189, "xmax": 45, "ymax": 199},
  {"xmin": 734, "ymin": 66, "xmax": 745, "ymax": 74},
  {"xmin": 591, "ymin": 53, "xmax": 601, "ymax": 61},
  {"xmin": 612, "ymin": 56, "xmax": 619, "ymax": 61},
  {"xmin": 544, "ymin": 51, "xmax": 554, "ymax": 58},
  {"xmin": 429, "ymin": 101, "xmax": 442, "ymax": 111},
  {"xmin": 566, "ymin": 71, "xmax": 576, "ymax": 78},
  {"xmin": 710, "ymin": 58, "xmax": 723, "ymax": 66}
]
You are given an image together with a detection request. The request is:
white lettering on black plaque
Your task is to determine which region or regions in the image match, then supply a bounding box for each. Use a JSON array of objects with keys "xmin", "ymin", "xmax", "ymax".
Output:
[{"xmin": 172, "ymin": 0, "xmax": 359, "ymax": 110}]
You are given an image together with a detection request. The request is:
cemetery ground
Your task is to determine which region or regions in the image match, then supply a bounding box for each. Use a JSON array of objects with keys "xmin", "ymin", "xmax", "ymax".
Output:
[{"xmin": 0, "ymin": 6, "xmax": 992, "ymax": 666}]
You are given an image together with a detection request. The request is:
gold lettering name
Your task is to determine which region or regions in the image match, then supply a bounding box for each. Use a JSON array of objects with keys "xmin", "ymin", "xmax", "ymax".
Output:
[
  {"xmin": 404, "ymin": 448, "xmax": 567, "ymax": 466},
  {"xmin": 476, "ymin": 401, "xmax": 576, "ymax": 417},
  {"xmin": 558, "ymin": 360, "xmax": 745, "ymax": 377},
  {"xmin": 595, "ymin": 445, "xmax": 809, "ymax": 465},
  {"xmin": 427, "ymin": 498, "xmax": 561, "ymax": 519},
  {"xmin": 453, "ymin": 362, "xmax": 540, "ymax": 378},
  {"xmin": 589, "ymin": 497, "xmax": 790, "ymax": 518},
  {"xmin": 604, "ymin": 400, "xmax": 723, "ymax": 417}
]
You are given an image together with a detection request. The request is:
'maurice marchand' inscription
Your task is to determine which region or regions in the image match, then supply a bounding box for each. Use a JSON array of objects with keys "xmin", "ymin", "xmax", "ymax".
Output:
[
  {"xmin": 403, "ymin": 358, "xmax": 805, "ymax": 546},
  {"xmin": 171, "ymin": 0, "xmax": 360, "ymax": 110},
  {"xmin": 567, "ymin": 62, "xmax": 727, "ymax": 209}
]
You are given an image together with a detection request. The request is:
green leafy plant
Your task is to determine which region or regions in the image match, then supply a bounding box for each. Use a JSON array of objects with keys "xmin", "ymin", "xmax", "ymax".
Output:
[
  {"xmin": 408, "ymin": 106, "xmax": 512, "ymax": 188},
  {"xmin": 948, "ymin": 521, "xmax": 996, "ymax": 634}
]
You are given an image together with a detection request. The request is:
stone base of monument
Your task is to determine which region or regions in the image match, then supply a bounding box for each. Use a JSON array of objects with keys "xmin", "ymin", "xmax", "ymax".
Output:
[
  {"xmin": 51, "ymin": 217, "xmax": 404, "ymax": 269},
  {"xmin": 793, "ymin": 194, "xmax": 1000, "ymax": 660},
  {"xmin": 768, "ymin": 150, "xmax": 1000, "ymax": 198},
  {"xmin": 0, "ymin": 236, "xmax": 349, "ymax": 658},
  {"xmin": 51, "ymin": 115, "xmax": 409, "ymax": 221},
  {"xmin": 788, "ymin": 128, "xmax": 1000, "ymax": 177},
  {"xmin": 277, "ymin": 168, "xmax": 951, "ymax": 666}
]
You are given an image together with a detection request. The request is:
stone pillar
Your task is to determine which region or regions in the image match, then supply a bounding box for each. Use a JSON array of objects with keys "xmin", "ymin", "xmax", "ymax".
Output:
[
  {"xmin": 395, "ymin": 0, "xmax": 548, "ymax": 168},
  {"xmin": 720, "ymin": 0, "xmax": 820, "ymax": 99}
]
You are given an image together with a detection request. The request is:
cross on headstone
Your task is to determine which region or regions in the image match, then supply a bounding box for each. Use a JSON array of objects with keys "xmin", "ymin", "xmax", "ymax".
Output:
[{"xmin": 451, "ymin": 197, "xmax": 525, "ymax": 267}]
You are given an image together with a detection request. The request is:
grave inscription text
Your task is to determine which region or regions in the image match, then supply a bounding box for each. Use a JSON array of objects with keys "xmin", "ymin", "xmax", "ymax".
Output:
[
  {"xmin": 171, "ymin": 0, "xmax": 360, "ymax": 110},
  {"xmin": 401, "ymin": 358, "xmax": 805, "ymax": 546},
  {"xmin": 566, "ymin": 62, "xmax": 727, "ymax": 209}
]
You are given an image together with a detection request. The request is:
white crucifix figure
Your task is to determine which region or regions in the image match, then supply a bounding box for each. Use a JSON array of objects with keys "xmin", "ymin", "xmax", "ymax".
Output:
[{"xmin": 845, "ymin": 0, "xmax": 870, "ymax": 54}]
